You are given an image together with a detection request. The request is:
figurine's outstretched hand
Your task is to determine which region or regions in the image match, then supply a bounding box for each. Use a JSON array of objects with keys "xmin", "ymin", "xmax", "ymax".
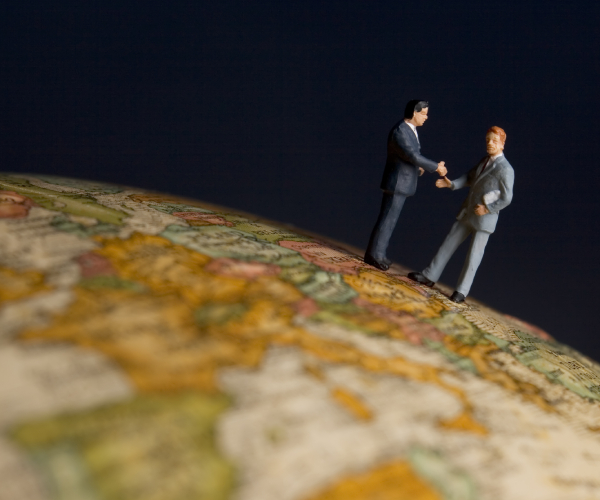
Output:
[
  {"xmin": 436, "ymin": 162, "xmax": 447, "ymax": 176},
  {"xmin": 435, "ymin": 176, "xmax": 452, "ymax": 189}
]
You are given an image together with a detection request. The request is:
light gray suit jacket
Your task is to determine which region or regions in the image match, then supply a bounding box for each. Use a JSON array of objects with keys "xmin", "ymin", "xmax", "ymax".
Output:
[{"xmin": 450, "ymin": 155, "xmax": 514, "ymax": 234}]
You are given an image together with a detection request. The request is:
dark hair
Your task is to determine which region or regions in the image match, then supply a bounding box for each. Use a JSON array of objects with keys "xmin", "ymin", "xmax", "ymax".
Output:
[{"xmin": 404, "ymin": 100, "xmax": 429, "ymax": 119}]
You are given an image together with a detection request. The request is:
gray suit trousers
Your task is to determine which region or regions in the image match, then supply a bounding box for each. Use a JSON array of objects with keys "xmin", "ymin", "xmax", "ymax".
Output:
[{"xmin": 422, "ymin": 220, "xmax": 490, "ymax": 296}]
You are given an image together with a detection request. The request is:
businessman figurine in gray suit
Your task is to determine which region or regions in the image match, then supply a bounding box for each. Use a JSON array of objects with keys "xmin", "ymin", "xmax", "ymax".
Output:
[
  {"xmin": 364, "ymin": 100, "xmax": 448, "ymax": 271},
  {"xmin": 408, "ymin": 126, "xmax": 514, "ymax": 303}
]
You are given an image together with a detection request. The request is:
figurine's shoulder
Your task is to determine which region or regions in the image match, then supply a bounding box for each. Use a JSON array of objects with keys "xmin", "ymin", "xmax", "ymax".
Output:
[
  {"xmin": 495, "ymin": 157, "xmax": 514, "ymax": 178},
  {"xmin": 390, "ymin": 120, "xmax": 409, "ymax": 134},
  {"xmin": 495, "ymin": 156, "xmax": 513, "ymax": 171},
  {"xmin": 388, "ymin": 120, "xmax": 412, "ymax": 145},
  {"xmin": 493, "ymin": 157, "xmax": 515, "ymax": 184}
]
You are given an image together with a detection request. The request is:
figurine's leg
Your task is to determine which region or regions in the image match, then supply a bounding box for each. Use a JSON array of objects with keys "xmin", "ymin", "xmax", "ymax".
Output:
[
  {"xmin": 455, "ymin": 230, "xmax": 491, "ymax": 296},
  {"xmin": 365, "ymin": 192, "xmax": 406, "ymax": 260},
  {"xmin": 422, "ymin": 221, "xmax": 471, "ymax": 282}
]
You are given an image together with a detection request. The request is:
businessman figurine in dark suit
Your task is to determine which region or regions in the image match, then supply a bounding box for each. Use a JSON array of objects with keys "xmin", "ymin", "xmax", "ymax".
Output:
[{"xmin": 364, "ymin": 100, "xmax": 448, "ymax": 271}]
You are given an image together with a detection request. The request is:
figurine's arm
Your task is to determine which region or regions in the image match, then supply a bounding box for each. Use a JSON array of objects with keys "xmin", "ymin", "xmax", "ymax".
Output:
[
  {"xmin": 437, "ymin": 161, "xmax": 479, "ymax": 189},
  {"xmin": 454, "ymin": 162, "xmax": 481, "ymax": 190},
  {"xmin": 394, "ymin": 128, "xmax": 442, "ymax": 174},
  {"xmin": 450, "ymin": 174, "xmax": 469, "ymax": 190},
  {"xmin": 435, "ymin": 173, "xmax": 468, "ymax": 190}
]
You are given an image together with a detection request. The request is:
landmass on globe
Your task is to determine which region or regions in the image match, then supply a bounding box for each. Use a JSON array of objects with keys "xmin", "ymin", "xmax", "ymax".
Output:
[{"xmin": 1, "ymin": 173, "xmax": 600, "ymax": 500}]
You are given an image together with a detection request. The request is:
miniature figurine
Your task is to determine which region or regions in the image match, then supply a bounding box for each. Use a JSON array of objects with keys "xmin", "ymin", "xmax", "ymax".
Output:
[
  {"xmin": 408, "ymin": 126, "xmax": 514, "ymax": 303},
  {"xmin": 364, "ymin": 100, "xmax": 447, "ymax": 271}
]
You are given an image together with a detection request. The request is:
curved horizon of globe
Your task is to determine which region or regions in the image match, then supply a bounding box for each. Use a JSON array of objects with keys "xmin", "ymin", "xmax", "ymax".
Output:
[{"xmin": 1, "ymin": 172, "xmax": 600, "ymax": 500}]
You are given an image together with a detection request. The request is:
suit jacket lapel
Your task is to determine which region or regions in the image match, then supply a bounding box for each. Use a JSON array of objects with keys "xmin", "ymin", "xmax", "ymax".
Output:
[
  {"xmin": 402, "ymin": 122, "xmax": 420, "ymax": 152},
  {"xmin": 473, "ymin": 157, "xmax": 499, "ymax": 185}
]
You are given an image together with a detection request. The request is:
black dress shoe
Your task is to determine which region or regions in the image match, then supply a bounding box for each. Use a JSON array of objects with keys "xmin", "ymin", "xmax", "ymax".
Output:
[
  {"xmin": 364, "ymin": 254, "xmax": 390, "ymax": 271},
  {"xmin": 450, "ymin": 291, "xmax": 465, "ymax": 303},
  {"xmin": 407, "ymin": 272, "xmax": 435, "ymax": 287}
]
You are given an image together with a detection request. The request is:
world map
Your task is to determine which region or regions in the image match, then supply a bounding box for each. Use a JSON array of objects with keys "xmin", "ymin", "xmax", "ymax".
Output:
[{"xmin": 1, "ymin": 173, "xmax": 600, "ymax": 500}]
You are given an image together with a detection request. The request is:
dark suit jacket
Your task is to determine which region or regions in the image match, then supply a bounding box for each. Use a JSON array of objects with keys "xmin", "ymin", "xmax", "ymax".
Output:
[{"xmin": 380, "ymin": 121, "xmax": 439, "ymax": 196}]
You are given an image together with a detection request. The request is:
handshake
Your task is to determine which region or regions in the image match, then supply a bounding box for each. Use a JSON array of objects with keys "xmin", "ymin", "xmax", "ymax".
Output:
[
  {"xmin": 431, "ymin": 161, "xmax": 489, "ymax": 215},
  {"xmin": 418, "ymin": 161, "xmax": 447, "ymax": 178}
]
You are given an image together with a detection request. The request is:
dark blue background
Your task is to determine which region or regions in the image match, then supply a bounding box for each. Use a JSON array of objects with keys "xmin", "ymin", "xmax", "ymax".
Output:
[{"xmin": 1, "ymin": 2, "xmax": 599, "ymax": 358}]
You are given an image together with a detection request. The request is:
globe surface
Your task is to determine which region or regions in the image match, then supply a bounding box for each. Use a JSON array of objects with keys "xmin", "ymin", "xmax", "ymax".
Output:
[{"xmin": 1, "ymin": 173, "xmax": 600, "ymax": 500}]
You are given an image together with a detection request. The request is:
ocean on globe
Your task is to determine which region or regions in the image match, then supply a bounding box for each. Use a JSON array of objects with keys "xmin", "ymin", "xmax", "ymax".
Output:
[{"xmin": 1, "ymin": 173, "xmax": 600, "ymax": 500}]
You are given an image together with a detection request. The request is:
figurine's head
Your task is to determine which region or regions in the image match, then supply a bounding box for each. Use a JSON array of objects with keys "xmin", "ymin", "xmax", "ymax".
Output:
[
  {"xmin": 404, "ymin": 100, "xmax": 429, "ymax": 126},
  {"xmin": 486, "ymin": 126, "xmax": 506, "ymax": 156}
]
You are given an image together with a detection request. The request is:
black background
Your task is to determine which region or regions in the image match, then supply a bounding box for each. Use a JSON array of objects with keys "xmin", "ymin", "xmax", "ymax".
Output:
[{"xmin": 1, "ymin": 2, "xmax": 599, "ymax": 358}]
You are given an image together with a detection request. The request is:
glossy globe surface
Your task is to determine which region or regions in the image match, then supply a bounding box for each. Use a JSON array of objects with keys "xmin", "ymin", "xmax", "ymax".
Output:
[{"xmin": 1, "ymin": 173, "xmax": 600, "ymax": 500}]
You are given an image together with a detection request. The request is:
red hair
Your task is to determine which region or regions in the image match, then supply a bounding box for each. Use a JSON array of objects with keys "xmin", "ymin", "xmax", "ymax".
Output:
[{"xmin": 487, "ymin": 126, "xmax": 506, "ymax": 145}]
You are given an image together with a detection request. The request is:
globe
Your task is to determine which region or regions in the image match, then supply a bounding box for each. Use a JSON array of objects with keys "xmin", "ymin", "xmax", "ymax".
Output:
[{"xmin": 1, "ymin": 173, "xmax": 600, "ymax": 500}]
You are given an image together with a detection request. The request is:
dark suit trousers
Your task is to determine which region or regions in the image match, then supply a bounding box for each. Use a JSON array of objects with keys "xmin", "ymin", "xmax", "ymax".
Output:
[{"xmin": 365, "ymin": 191, "xmax": 407, "ymax": 259}]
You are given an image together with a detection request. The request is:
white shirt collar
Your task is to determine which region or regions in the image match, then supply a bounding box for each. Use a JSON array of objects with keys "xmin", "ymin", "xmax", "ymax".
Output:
[
  {"xmin": 404, "ymin": 120, "xmax": 419, "ymax": 140},
  {"xmin": 490, "ymin": 152, "xmax": 504, "ymax": 161}
]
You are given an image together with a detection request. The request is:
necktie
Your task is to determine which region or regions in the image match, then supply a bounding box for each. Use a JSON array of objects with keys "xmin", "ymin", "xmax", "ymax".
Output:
[{"xmin": 479, "ymin": 157, "xmax": 491, "ymax": 177}]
